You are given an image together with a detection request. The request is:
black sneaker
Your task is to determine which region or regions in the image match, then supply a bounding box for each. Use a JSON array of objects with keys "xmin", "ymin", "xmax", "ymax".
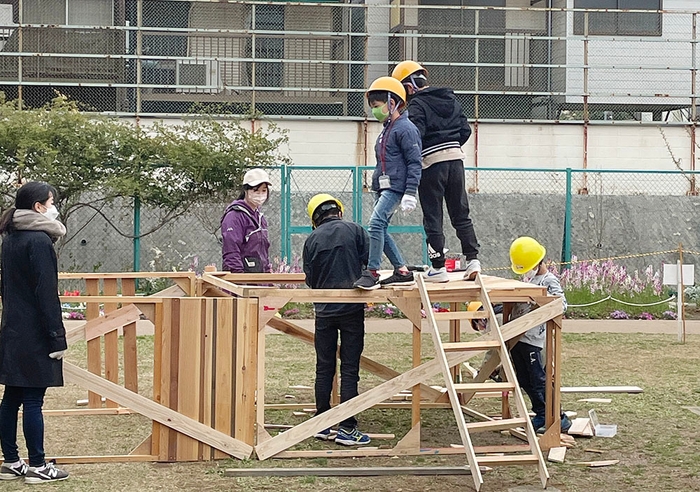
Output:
[
  {"xmin": 24, "ymin": 460, "xmax": 68, "ymax": 484},
  {"xmin": 0, "ymin": 460, "xmax": 28, "ymax": 480},
  {"xmin": 379, "ymin": 270, "xmax": 415, "ymax": 286},
  {"xmin": 353, "ymin": 270, "xmax": 380, "ymax": 290}
]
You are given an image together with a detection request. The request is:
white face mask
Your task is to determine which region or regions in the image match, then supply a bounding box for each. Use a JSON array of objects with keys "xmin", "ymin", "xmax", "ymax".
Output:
[
  {"xmin": 247, "ymin": 191, "xmax": 267, "ymax": 209},
  {"xmin": 42, "ymin": 205, "xmax": 59, "ymax": 221}
]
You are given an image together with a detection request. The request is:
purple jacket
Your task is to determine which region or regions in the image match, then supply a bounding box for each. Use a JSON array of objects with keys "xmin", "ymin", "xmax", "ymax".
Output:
[{"xmin": 221, "ymin": 199, "xmax": 270, "ymax": 273}]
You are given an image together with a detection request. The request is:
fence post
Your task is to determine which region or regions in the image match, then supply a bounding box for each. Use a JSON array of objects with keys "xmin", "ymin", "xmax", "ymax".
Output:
[
  {"xmin": 561, "ymin": 168, "xmax": 572, "ymax": 268},
  {"xmin": 353, "ymin": 166, "xmax": 363, "ymax": 224},
  {"xmin": 133, "ymin": 195, "xmax": 141, "ymax": 273},
  {"xmin": 280, "ymin": 163, "xmax": 290, "ymax": 261}
]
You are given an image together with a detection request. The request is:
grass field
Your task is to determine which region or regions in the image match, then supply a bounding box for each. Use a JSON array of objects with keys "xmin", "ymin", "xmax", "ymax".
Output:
[{"xmin": 1, "ymin": 331, "xmax": 699, "ymax": 491}]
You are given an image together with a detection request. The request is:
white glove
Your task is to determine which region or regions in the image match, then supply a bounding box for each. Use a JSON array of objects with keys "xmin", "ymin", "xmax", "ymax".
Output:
[
  {"xmin": 400, "ymin": 194, "xmax": 417, "ymax": 212},
  {"xmin": 49, "ymin": 350, "xmax": 66, "ymax": 360}
]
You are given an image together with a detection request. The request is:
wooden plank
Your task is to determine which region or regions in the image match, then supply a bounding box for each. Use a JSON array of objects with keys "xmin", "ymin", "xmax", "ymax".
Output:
[
  {"xmin": 223, "ymin": 466, "xmax": 475, "ymax": 477},
  {"xmin": 201, "ymin": 273, "xmax": 246, "ymax": 297},
  {"xmin": 683, "ymin": 406, "xmax": 700, "ymax": 417},
  {"xmin": 254, "ymin": 350, "xmax": 472, "ymax": 461},
  {"xmin": 84, "ymin": 304, "xmax": 142, "ymax": 341},
  {"xmin": 121, "ymin": 279, "xmax": 138, "ymax": 394},
  {"xmin": 156, "ymin": 299, "xmax": 172, "ymax": 461},
  {"xmin": 477, "ymin": 455, "xmax": 539, "ymax": 466},
  {"xmin": 173, "ymin": 277, "xmax": 193, "ymax": 296},
  {"xmin": 257, "ymin": 323, "xmax": 267, "ymax": 446},
  {"xmin": 214, "ymin": 298, "xmax": 235, "ymax": 459},
  {"xmin": 63, "ymin": 362, "xmax": 253, "ymax": 459},
  {"xmin": 465, "ymin": 418, "xmax": 527, "ymax": 433},
  {"xmin": 234, "ymin": 298, "xmax": 258, "ymax": 446},
  {"xmin": 103, "ymin": 278, "xmax": 120, "ymax": 410},
  {"xmin": 562, "ymin": 386, "xmax": 643, "ymax": 394},
  {"xmin": 176, "ymin": 299, "xmax": 203, "ymax": 461},
  {"xmin": 201, "ymin": 298, "xmax": 215, "ymax": 460},
  {"xmin": 433, "ymin": 311, "xmax": 487, "ymax": 321},
  {"xmin": 220, "ymin": 273, "xmax": 306, "ymax": 284},
  {"xmin": 547, "ymin": 446, "xmax": 567, "ymax": 463},
  {"xmin": 85, "ymin": 279, "xmax": 102, "ymax": 408},
  {"xmin": 50, "ymin": 455, "xmax": 158, "ymax": 464},
  {"xmin": 167, "ymin": 299, "xmax": 181, "ymax": 461},
  {"xmin": 574, "ymin": 460, "xmax": 619, "ymax": 467},
  {"xmin": 60, "ymin": 296, "xmax": 164, "ymax": 303},
  {"xmin": 20, "ymin": 408, "xmax": 133, "ymax": 417},
  {"xmin": 443, "ymin": 341, "xmax": 502, "ymax": 351},
  {"xmin": 66, "ymin": 325, "xmax": 86, "ymax": 346},
  {"xmin": 454, "ymin": 382, "xmax": 515, "ymax": 392},
  {"xmin": 150, "ymin": 301, "xmax": 164, "ymax": 459}
]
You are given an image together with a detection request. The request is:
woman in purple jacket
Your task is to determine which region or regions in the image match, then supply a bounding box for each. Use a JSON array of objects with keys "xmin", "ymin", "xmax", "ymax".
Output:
[{"xmin": 221, "ymin": 169, "xmax": 272, "ymax": 273}]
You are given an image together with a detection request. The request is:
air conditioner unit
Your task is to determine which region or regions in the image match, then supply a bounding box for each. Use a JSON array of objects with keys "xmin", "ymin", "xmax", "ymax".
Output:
[{"xmin": 175, "ymin": 60, "xmax": 221, "ymax": 94}]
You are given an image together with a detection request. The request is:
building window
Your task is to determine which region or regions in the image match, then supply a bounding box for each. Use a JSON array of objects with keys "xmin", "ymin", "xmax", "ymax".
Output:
[
  {"xmin": 23, "ymin": 0, "xmax": 113, "ymax": 26},
  {"xmin": 574, "ymin": 0, "xmax": 662, "ymax": 36}
]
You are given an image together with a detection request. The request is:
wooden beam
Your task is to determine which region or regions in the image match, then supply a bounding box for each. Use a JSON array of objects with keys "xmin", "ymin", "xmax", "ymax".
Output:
[
  {"xmin": 20, "ymin": 408, "xmax": 133, "ymax": 417},
  {"xmin": 59, "ymin": 272, "xmax": 196, "ymax": 280},
  {"xmin": 84, "ymin": 304, "xmax": 142, "ymax": 341},
  {"xmin": 85, "ymin": 279, "xmax": 102, "ymax": 408},
  {"xmin": 254, "ymin": 351, "xmax": 472, "ymax": 460},
  {"xmin": 274, "ymin": 446, "xmax": 525, "ymax": 460},
  {"xmin": 49, "ymin": 455, "xmax": 158, "ymax": 464},
  {"xmin": 219, "ymin": 273, "xmax": 306, "ymax": 284},
  {"xmin": 60, "ymin": 296, "xmax": 163, "ymax": 304},
  {"xmin": 63, "ymin": 362, "xmax": 253, "ymax": 460},
  {"xmin": 223, "ymin": 466, "xmax": 476, "ymax": 477},
  {"xmin": 66, "ymin": 325, "xmax": 86, "ymax": 346},
  {"xmin": 122, "ymin": 279, "xmax": 139, "ymax": 394},
  {"xmin": 561, "ymin": 386, "xmax": 643, "ymax": 394}
]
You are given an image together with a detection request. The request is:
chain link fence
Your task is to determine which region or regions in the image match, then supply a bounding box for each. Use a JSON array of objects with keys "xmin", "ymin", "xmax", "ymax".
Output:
[
  {"xmin": 0, "ymin": 1, "xmax": 698, "ymax": 122},
  {"xmin": 53, "ymin": 166, "xmax": 700, "ymax": 283}
]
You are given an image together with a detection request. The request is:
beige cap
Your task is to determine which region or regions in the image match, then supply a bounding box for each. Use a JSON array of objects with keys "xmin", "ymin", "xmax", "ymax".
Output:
[{"xmin": 243, "ymin": 168, "xmax": 272, "ymax": 188}]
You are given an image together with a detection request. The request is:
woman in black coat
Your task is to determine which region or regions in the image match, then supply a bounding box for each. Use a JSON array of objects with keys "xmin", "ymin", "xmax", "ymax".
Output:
[{"xmin": 0, "ymin": 182, "xmax": 69, "ymax": 483}]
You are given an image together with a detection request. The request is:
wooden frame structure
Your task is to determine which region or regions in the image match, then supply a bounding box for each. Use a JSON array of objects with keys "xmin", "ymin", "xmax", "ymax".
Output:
[
  {"xmin": 200, "ymin": 271, "xmax": 566, "ymax": 459},
  {"xmin": 49, "ymin": 270, "xmax": 564, "ymax": 474}
]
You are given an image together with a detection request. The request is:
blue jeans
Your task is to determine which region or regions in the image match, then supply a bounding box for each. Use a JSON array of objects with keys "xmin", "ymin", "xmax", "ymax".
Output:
[
  {"xmin": 367, "ymin": 190, "xmax": 406, "ymax": 271},
  {"xmin": 0, "ymin": 386, "xmax": 47, "ymax": 466}
]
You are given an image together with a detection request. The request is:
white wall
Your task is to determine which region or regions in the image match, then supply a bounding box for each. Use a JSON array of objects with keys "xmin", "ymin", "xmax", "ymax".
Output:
[{"xmin": 566, "ymin": 0, "xmax": 695, "ymax": 105}]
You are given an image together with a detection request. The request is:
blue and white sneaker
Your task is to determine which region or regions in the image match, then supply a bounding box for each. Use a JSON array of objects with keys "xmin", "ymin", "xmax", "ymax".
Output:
[
  {"xmin": 423, "ymin": 266, "xmax": 449, "ymax": 283},
  {"xmin": 0, "ymin": 459, "xmax": 28, "ymax": 480},
  {"xmin": 334, "ymin": 427, "xmax": 371, "ymax": 446},
  {"xmin": 314, "ymin": 428, "xmax": 335, "ymax": 441}
]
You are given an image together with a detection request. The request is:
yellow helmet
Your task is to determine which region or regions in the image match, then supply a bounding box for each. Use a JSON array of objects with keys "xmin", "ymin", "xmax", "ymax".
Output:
[
  {"xmin": 510, "ymin": 237, "xmax": 547, "ymax": 275},
  {"xmin": 366, "ymin": 76, "xmax": 406, "ymax": 103},
  {"xmin": 391, "ymin": 60, "xmax": 428, "ymax": 83},
  {"xmin": 466, "ymin": 301, "xmax": 482, "ymax": 312},
  {"xmin": 307, "ymin": 193, "xmax": 344, "ymax": 228}
]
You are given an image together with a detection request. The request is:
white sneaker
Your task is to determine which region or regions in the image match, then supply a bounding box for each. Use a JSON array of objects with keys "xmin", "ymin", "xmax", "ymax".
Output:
[
  {"xmin": 423, "ymin": 267, "xmax": 449, "ymax": 283},
  {"xmin": 463, "ymin": 259, "xmax": 481, "ymax": 280}
]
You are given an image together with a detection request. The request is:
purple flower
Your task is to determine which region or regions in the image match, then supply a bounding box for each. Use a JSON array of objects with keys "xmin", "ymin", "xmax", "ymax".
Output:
[
  {"xmin": 662, "ymin": 310, "xmax": 677, "ymax": 320},
  {"xmin": 610, "ymin": 310, "xmax": 629, "ymax": 320},
  {"xmin": 283, "ymin": 308, "xmax": 300, "ymax": 316},
  {"xmin": 637, "ymin": 312, "xmax": 654, "ymax": 320},
  {"xmin": 68, "ymin": 311, "xmax": 85, "ymax": 320}
]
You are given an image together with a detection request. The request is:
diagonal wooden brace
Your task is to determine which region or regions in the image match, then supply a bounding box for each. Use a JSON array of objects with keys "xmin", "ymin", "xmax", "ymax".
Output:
[
  {"xmin": 63, "ymin": 362, "xmax": 253, "ymax": 460},
  {"xmin": 254, "ymin": 351, "xmax": 472, "ymax": 460}
]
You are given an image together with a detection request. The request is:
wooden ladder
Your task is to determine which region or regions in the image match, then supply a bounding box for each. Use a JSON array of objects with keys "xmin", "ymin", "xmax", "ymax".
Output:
[{"xmin": 416, "ymin": 273, "xmax": 549, "ymax": 491}]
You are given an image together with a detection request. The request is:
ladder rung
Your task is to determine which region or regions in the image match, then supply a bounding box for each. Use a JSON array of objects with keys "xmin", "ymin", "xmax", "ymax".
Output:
[
  {"xmin": 433, "ymin": 311, "xmax": 488, "ymax": 321},
  {"xmin": 443, "ymin": 340, "xmax": 502, "ymax": 352},
  {"xmin": 465, "ymin": 418, "xmax": 527, "ymax": 433},
  {"xmin": 477, "ymin": 455, "xmax": 540, "ymax": 466},
  {"xmin": 454, "ymin": 382, "xmax": 516, "ymax": 392}
]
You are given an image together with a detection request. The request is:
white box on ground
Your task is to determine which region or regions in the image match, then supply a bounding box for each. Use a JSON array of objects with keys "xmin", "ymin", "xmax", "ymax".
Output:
[
  {"xmin": 663, "ymin": 264, "xmax": 694, "ymax": 286},
  {"xmin": 589, "ymin": 409, "xmax": 617, "ymax": 438}
]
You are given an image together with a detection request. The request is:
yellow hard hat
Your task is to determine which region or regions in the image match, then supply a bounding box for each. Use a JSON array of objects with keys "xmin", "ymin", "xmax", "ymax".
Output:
[
  {"xmin": 510, "ymin": 237, "xmax": 546, "ymax": 275},
  {"xmin": 366, "ymin": 76, "xmax": 406, "ymax": 103},
  {"xmin": 391, "ymin": 60, "xmax": 427, "ymax": 83},
  {"xmin": 307, "ymin": 193, "xmax": 344, "ymax": 228},
  {"xmin": 467, "ymin": 301, "xmax": 483, "ymax": 312}
]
